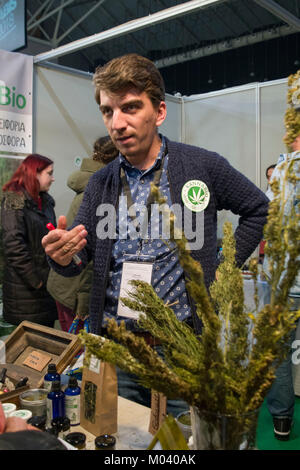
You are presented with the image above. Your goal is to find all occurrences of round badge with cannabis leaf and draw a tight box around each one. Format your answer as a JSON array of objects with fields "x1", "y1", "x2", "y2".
[{"x1": 181, "y1": 180, "x2": 210, "y2": 212}]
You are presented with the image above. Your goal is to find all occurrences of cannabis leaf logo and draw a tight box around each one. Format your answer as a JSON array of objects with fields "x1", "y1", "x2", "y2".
[{"x1": 187, "y1": 187, "x2": 205, "y2": 205}]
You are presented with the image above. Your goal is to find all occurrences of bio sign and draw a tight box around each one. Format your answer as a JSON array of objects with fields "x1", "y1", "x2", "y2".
[
  {"x1": 0, "y1": 85, "x2": 27, "y2": 109},
  {"x1": 0, "y1": 49, "x2": 33, "y2": 155}
]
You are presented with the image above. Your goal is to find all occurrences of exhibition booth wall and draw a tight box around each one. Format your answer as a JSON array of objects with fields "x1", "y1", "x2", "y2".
[{"x1": 183, "y1": 79, "x2": 287, "y2": 237}]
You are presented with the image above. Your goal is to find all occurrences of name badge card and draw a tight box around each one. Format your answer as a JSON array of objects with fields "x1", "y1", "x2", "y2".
[{"x1": 117, "y1": 262, "x2": 153, "y2": 319}]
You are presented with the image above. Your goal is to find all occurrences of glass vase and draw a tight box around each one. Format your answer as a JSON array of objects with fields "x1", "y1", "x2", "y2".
[{"x1": 190, "y1": 406, "x2": 259, "y2": 450}]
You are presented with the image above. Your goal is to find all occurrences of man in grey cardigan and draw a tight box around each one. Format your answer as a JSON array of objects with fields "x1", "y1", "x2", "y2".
[{"x1": 42, "y1": 54, "x2": 269, "y2": 412}]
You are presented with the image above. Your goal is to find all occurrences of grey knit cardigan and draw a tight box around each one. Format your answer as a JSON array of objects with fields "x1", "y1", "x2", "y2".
[{"x1": 49, "y1": 139, "x2": 269, "y2": 334}]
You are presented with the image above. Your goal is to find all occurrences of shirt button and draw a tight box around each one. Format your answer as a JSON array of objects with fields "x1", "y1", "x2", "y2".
[{"x1": 140, "y1": 179, "x2": 144, "y2": 184}]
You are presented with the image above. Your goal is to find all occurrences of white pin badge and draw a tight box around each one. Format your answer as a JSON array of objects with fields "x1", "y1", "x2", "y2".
[{"x1": 181, "y1": 180, "x2": 210, "y2": 212}]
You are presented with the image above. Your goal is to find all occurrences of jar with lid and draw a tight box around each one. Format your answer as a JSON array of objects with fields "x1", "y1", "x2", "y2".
[
  {"x1": 51, "y1": 416, "x2": 70, "y2": 439},
  {"x1": 95, "y1": 434, "x2": 116, "y2": 450},
  {"x1": 2, "y1": 402, "x2": 16, "y2": 417},
  {"x1": 45, "y1": 425, "x2": 59, "y2": 437},
  {"x1": 65, "y1": 432, "x2": 86, "y2": 450},
  {"x1": 10, "y1": 409, "x2": 32, "y2": 421},
  {"x1": 27, "y1": 415, "x2": 47, "y2": 431}
]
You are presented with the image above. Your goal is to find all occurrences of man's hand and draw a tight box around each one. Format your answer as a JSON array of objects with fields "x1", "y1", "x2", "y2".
[
  {"x1": 42, "y1": 215, "x2": 88, "y2": 266},
  {"x1": 4, "y1": 417, "x2": 41, "y2": 433},
  {"x1": 0, "y1": 404, "x2": 40, "y2": 434}
]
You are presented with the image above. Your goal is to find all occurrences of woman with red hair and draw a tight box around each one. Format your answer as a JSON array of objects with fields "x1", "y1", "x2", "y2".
[{"x1": 1, "y1": 154, "x2": 57, "y2": 327}]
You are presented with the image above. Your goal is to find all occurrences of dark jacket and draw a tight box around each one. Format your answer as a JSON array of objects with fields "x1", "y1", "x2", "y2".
[
  {"x1": 49, "y1": 139, "x2": 269, "y2": 334},
  {"x1": 0, "y1": 430, "x2": 67, "y2": 450},
  {"x1": 47, "y1": 158, "x2": 104, "y2": 315},
  {"x1": 1, "y1": 189, "x2": 57, "y2": 326}
]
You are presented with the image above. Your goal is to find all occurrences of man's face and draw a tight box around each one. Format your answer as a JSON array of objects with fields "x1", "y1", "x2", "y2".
[
  {"x1": 99, "y1": 88, "x2": 166, "y2": 161},
  {"x1": 291, "y1": 135, "x2": 300, "y2": 152}
]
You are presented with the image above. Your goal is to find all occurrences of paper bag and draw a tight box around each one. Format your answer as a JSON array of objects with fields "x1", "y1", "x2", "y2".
[
  {"x1": 80, "y1": 356, "x2": 118, "y2": 435},
  {"x1": 148, "y1": 389, "x2": 167, "y2": 435}
]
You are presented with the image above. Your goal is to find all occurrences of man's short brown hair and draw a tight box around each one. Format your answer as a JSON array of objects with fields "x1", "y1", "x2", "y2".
[{"x1": 93, "y1": 54, "x2": 165, "y2": 109}]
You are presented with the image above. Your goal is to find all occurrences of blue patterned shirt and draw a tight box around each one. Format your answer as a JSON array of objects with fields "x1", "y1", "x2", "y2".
[{"x1": 103, "y1": 136, "x2": 191, "y2": 330}]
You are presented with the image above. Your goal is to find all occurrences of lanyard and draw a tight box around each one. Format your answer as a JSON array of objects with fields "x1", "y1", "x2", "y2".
[
  {"x1": 120, "y1": 145, "x2": 167, "y2": 238},
  {"x1": 68, "y1": 315, "x2": 89, "y2": 334}
]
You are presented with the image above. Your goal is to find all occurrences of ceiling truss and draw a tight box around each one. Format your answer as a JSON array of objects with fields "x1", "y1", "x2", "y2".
[{"x1": 24, "y1": 0, "x2": 300, "y2": 70}]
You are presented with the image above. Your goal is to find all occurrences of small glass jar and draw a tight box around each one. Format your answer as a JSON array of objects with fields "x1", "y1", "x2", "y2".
[
  {"x1": 10, "y1": 409, "x2": 32, "y2": 421},
  {"x1": 65, "y1": 432, "x2": 86, "y2": 450},
  {"x1": 2, "y1": 402, "x2": 16, "y2": 417},
  {"x1": 95, "y1": 434, "x2": 116, "y2": 450},
  {"x1": 27, "y1": 415, "x2": 47, "y2": 431},
  {"x1": 45, "y1": 425, "x2": 59, "y2": 437},
  {"x1": 51, "y1": 416, "x2": 70, "y2": 439}
]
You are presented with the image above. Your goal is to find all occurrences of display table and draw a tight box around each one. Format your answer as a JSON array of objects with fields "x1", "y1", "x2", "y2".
[{"x1": 71, "y1": 396, "x2": 152, "y2": 450}]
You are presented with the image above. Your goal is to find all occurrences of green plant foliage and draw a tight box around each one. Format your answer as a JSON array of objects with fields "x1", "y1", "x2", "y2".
[
  {"x1": 80, "y1": 162, "x2": 300, "y2": 418},
  {"x1": 284, "y1": 70, "x2": 300, "y2": 151}
]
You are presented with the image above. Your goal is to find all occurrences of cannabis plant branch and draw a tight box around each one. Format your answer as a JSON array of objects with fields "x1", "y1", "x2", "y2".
[{"x1": 80, "y1": 164, "x2": 300, "y2": 416}]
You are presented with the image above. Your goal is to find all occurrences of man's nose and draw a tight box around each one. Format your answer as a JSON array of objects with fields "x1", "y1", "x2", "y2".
[{"x1": 111, "y1": 110, "x2": 127, "y2": 131}]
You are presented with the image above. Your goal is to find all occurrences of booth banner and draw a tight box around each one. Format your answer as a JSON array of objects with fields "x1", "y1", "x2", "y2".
[{"x1": 0, "y1": 49, "x2": 33, "y2": 155}]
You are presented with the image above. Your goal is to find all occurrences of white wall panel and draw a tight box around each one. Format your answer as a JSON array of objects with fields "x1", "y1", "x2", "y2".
[
  {"x1": 260, "y1": 81, "x2": 287, "y2": 192},
  {"x1": 34, "y1": 66, "x2": 106, "y2": 218},
  {"x1": 184, "y1": 88, "x2": 257, "y2": 181},
  {"x1": 183, "y1": 87, "x2": 257, "y2": 241}
]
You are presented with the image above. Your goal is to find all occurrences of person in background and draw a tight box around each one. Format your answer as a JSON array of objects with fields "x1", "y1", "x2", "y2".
[
  {"x1": 259, "y1": 163, "x2": 277, "y2": 263},
  {"x1": 42, "y1": 54, "x2": 269, "y2": 414},
  {"x1": 265, "y1": 164, "x2": 277, "y2": 200},
  {"x1": 1, "y1": 154, "x2": 57, "y2": 327},
  {"x1": 47, "y1": 137, "x2": 118, "y2": 332},
  {"x1": 266, "y1": 164, "x2": 276, "y2": 185},
  {"x1": 264, "y1": 132, "x2": 300, "y2": 441}
]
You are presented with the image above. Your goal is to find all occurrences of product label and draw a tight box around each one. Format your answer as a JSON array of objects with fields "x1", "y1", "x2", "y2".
[
  {"x1": 43, "y1": 379, "x2": 52, "y2": 392},
  {"x1": 46, "y1": 398, "x2": 52, "y2": 426},
  {"x1": 65, "y1": 395, "x2": 80, "y2": 425},
  {"x1": 89, "y1": 355, "x2": 101, "y2": 374},
  {"x1": 23, "y1": 350, "x2": 52, "y2": 371}
]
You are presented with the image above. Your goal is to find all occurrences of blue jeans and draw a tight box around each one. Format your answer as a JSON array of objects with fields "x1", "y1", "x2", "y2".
[
  {"x1": 117, "y1": 345, "x2": 189, "y2": 417},
  {"x1": 266, "y1": 327, "x2": 297, "y2": 417},
  {"x1": 266, "y1": 294, "x2": 300, "y2": 418}
]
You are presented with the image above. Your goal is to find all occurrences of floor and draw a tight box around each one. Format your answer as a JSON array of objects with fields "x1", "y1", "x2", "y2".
[{"x1": 256, "y1": 396, "x2": 300, "y2": 450}]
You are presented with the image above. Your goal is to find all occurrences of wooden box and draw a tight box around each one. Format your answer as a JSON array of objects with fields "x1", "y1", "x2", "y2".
[{"x1": 0, "y1": 321, "x2": 82, "y2": 403}]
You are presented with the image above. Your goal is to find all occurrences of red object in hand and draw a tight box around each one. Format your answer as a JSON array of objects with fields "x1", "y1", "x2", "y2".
[{"x1": 46, "y1": 223, "x2": 82, "y2": 266}]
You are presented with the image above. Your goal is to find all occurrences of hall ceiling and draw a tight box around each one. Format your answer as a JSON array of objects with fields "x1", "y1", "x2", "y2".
[{"x1": 26, "y1": 0, "x2": 300, "y2": 70}]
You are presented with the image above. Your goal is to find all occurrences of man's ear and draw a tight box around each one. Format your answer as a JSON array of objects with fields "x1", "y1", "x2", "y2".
[{"x1": 156, "y1": 101, "x2": 167, "y2": 127}]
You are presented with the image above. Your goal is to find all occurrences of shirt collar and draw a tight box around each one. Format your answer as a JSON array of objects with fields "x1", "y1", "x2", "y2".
[{"x1": 119, "y1": 135, "x2": 166, "y2": 173}]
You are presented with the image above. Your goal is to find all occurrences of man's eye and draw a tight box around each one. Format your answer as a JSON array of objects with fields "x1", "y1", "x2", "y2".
[
  {"x1": 101, "y1": 108, "x2": 112, "y2": 116},
  {"x1": 124, "y1": 104, "x2": 137, "y2": 112}
]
